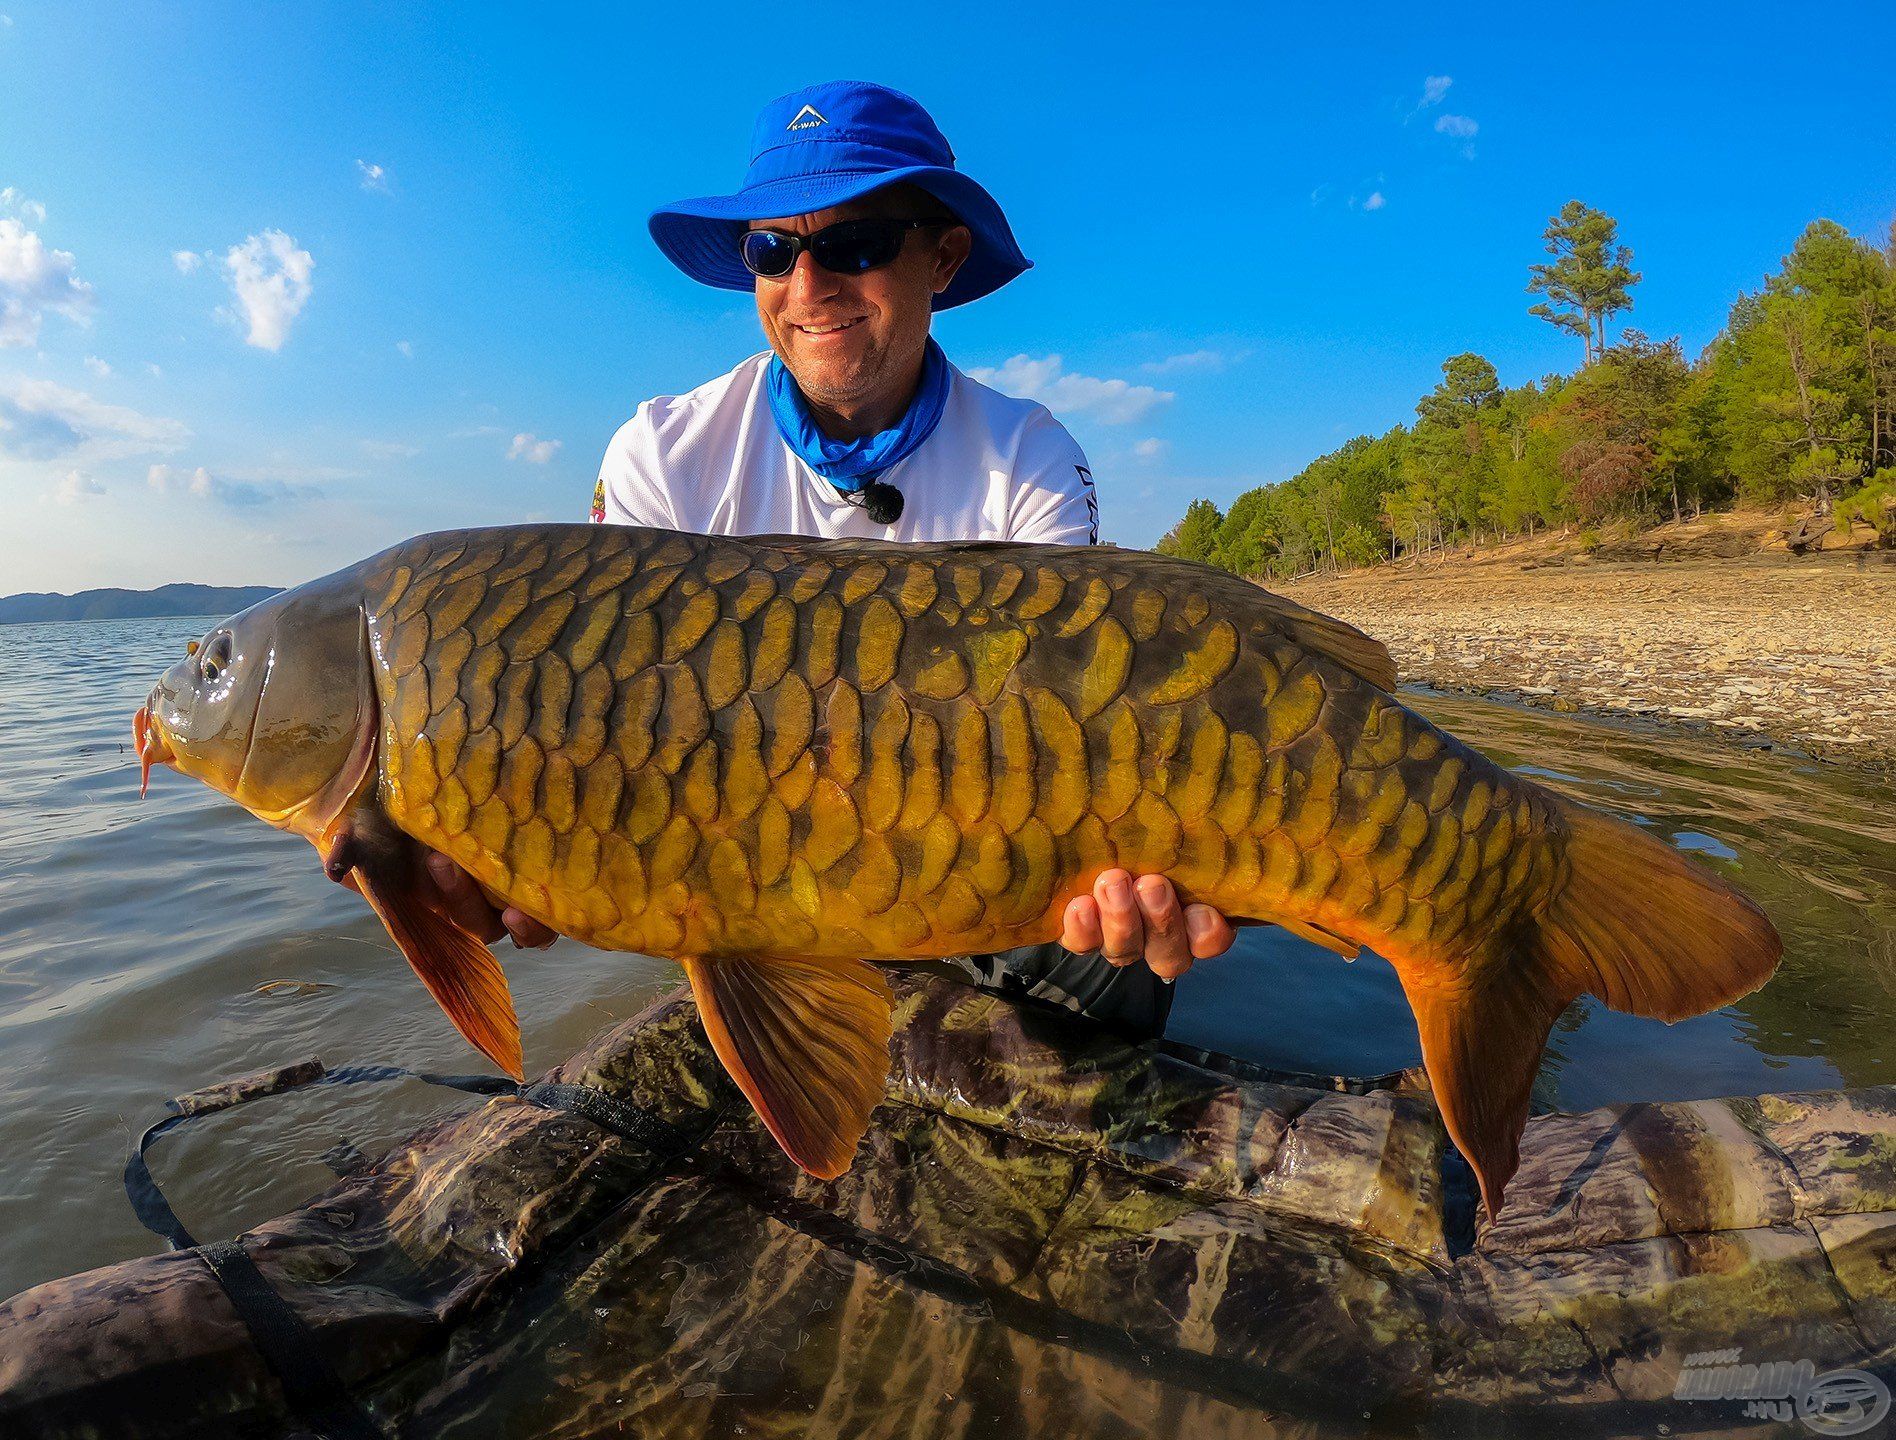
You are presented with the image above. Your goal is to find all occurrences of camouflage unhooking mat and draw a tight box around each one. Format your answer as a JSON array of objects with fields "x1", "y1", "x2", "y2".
[{"x1": 1, "y1": 972, "x2": 1893, "y2": 1439}]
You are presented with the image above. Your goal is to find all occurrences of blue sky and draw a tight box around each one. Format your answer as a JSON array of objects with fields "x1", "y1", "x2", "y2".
[{"x1": 3, "y1": 2, "x2": 1892, "y2": 593}]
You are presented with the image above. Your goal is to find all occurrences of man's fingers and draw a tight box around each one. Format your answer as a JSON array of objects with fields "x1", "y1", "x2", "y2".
[
  {"x1": 501, "y1": 907, "x2": 558, "y2": 950},
  {"x1": 1061, "y1": 896, "x2": 1104, "y2": 956},
  {"x1": 424, "y1": 851, "x2": 508, "y2": 944},
  {"x1": 1094, "y1": 870, "x2": 1144, "y2": 965},
  {"x1": 1133, "y1": 875, "x2": 1193, "y2": 981},
  {"x1": 1184, "y1": 904, "x2": 1236, "y2": 960}
]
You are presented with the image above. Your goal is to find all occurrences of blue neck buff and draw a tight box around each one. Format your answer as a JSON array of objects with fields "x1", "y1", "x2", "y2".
[{"x1": 765, "y1": 339, "x2": 951, "y2": 492}]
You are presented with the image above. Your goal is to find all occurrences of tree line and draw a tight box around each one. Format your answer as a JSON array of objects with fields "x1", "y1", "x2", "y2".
[{"x1": 1158, "y1": 205, "x2": 1896, "y2": 578}]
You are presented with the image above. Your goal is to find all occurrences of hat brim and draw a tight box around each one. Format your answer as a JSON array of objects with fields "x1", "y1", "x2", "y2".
[{"x1": 648, "y1": 167, "x2": 1031, "y2": 311}]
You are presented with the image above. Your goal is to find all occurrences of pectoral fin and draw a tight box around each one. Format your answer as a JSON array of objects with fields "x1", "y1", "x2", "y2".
[
  {"x1": 683, "y1": 955, "x2": 894, "y2": 1181},
  {"x1": 353, "y1": 865, "x2": 524, "y2": 1081}
]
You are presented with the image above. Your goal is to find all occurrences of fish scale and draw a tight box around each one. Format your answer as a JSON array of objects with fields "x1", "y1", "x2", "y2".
[
  {"x1": 138, "y1": 522, "x2": 1781, "y2": 1214},
  {"x1": 366, "y1": 526, "x2": 1551, "y2": 970}
]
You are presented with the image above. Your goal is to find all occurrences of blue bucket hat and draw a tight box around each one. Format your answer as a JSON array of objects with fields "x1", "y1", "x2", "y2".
[{"x1": 649, "y1": 81, "x2": 1032, "y2": 311}]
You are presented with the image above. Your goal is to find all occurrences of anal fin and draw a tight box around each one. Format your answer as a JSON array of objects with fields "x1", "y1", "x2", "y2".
[
  {"x1": 1278, "y1": 918, "x2": 1361, "y2": 961},
  {"x1": 683, "y1": 956, "x2": 894, "y2": 1181},
  {"x1": 354, "y1": 865, "x2": 524, "y2": 1081},
  {"x1": 1230, "y1": 912, "x2": 1362, "y2": 961},
  {"x1": 1392, "y1": 952, "x2": 1567, "y2": 1221}
]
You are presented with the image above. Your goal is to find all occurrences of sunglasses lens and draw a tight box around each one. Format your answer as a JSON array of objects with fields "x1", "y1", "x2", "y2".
[
  {"x1": 740, "y1": 230, "x2": 798, "y2": 278},
  {"x1": 811, "y1": 221, "x2": 903, "y2": 275}
]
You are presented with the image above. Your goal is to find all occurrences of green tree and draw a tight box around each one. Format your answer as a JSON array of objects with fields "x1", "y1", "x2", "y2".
[
  {"x1": 1528, "y1": 201, "x2": 1641, "y2": 364},
  {"x1": 1655, "y1": 365, "x2": 1731, "y2": 521},
  {"x1": 1160, "y1": 214, "x2": 1892, "y2": 573},
  {"x1": 1214, "y1": 489, "x2": 1278, "y2": 576},
  {"x1": 1158, "y1": 498, "x2": 1224, "y2": 562},
  {"x1": 1415, "y1": 353, "x2": 1501, "y2": 427},
  {"x1": 1707, "y1": 223, "x2": 1880, "y2": 505}
]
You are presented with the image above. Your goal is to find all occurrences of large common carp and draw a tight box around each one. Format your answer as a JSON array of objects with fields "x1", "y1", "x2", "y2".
[{"x1": 135, "y1": 524, "x2": 1781, "y2": 1216}]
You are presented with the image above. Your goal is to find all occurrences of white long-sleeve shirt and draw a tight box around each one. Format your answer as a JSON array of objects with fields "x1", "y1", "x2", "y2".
[{"x1": 591, "y1": 350, "x2": 1098, "y2": 545}]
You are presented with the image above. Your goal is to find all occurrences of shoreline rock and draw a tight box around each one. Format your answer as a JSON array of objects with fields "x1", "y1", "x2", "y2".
[{"x1": 1279, "y1": 555, "x2": 1896, "y2": 780}]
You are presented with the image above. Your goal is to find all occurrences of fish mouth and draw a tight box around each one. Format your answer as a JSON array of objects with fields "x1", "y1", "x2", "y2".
[{"x1": 133, "y1": 695, "x2": 174, "y2": 797}]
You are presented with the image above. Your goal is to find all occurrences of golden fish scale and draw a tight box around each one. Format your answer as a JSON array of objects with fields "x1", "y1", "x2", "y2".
[{"x1": 363, "y1": 526, "x2": 1563, "y2": 969}]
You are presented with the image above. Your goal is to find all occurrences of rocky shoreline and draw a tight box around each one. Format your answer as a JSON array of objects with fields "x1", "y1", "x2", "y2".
[{"x1": 1278, "y1": 553, "x2": 1896, "y2": 778}]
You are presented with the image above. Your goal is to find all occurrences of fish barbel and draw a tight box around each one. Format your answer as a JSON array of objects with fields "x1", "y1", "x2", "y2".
[{"x1": 135, "y1": 524, "x2": 1781, "y2": 1216}]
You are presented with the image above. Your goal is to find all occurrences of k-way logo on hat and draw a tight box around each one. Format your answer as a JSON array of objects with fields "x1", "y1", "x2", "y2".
[{"x1": 786, "y1": 104, "x2": 827, "y2": 131}]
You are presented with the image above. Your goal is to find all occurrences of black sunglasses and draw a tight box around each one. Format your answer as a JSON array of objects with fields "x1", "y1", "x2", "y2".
[{"x1": 739, "y1": 217, "x2": 955, "y2": 280}]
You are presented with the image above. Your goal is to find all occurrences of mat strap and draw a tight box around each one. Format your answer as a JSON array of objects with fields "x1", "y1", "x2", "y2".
[{"x1": 123, "y1": 1058, "x2": 699, "y2": 1440}]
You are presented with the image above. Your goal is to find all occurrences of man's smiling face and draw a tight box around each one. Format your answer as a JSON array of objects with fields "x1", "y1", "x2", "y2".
[{"x1": 750, "y1": 185, "x2": 970, "y2": 425}]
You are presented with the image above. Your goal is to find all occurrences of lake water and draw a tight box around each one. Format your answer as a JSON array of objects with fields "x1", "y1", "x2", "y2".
[{"x1": 1, "y1": 615, "x2": 1892, "y2": 1305}]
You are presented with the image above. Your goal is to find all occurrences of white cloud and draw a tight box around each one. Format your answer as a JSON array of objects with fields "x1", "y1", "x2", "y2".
[
  {"x1": 0, "y1": 186, "x2": 46, "y2": 224},
  {"x1": 146, "y1": 463, "x2": 214, "y2": 497},
  {"x1": 1360, "y1": 191, "x2": 1387, "y2": 211},
  {"x1": 356, "y1": 160, "x2": 389, "y2": 193},
  {"x1": 1132, "y1": 438, "x2": 1167, "y2": 460},
  {"x1": 1420, "y1": 75, "x2": 1452, "y2": 107},
  {"x1": 395, "y1": 339, "x2": 413, "y2": 358},
  {"x1": 84, "y1": 354, "x2": 111, "y2": 377},
  {"x1": 0, "y1": 376, "x2": 187, "y2": 461},
  {"x1": 222, "y1": 230, "x2": 313, "y2": 351},
  {"x1": 965, "y1": 355, "x2": 1173, "y2": 425},
  {"x1": 171, "y1": 249, "x2": 206, "y2": 274},
  {"x1": 361, "y1": 438, "x2": 421, "y2": 460},
  {"x1": 507, "y1": 432, "x2": 562, "y2": 464},
  {"x1": 0, "y1": 217, "x2": 95, "y2": 347},
  {"x1": 148, "y1": 461, "x2": 313, "y2": 508},
  {"x1": 1140, "y1": 349, "x2": 1230, "y2": 375},
  {"x1": 54, "y1": 470, "x2": 104, "y2": 505},
  {"x1": 1435, "y1": 114, "x2": 1480, "y2": 158},
  {"x1": 144, "y1": 361, "x2": 162, "y2": 377}
]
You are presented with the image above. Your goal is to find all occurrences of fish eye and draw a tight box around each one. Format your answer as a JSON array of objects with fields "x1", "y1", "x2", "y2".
[{"x1": 200, "y1": 632, "x2": 234, "y2": 683}]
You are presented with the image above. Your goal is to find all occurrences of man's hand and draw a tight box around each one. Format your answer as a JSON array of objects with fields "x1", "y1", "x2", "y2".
[
  {"x1": 417, "y1": 851, "x2": 557, "y2": 950},
  {"x1": 1059, "y1": 870, "x2": 1234, "y2": 982}
]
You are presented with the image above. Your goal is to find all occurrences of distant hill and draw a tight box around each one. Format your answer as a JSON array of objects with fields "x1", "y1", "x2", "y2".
[{"x1": 0, "y1": 584, "x2": 282, "y2": 625}]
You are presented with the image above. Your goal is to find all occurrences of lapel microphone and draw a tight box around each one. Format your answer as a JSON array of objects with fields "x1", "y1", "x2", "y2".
[{"x1": 847, "y1": 479, "x2": 905, "y2": 526}]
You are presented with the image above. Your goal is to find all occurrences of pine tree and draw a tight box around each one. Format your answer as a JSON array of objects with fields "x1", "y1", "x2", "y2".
[{"x1": 1528, "y1": 201, "x2": 1641, "y2": 364}]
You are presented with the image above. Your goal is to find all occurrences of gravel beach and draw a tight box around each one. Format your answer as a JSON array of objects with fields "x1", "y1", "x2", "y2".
[{"x1": 1279, "y1": 554, "x2": 1896, "y2": 775}]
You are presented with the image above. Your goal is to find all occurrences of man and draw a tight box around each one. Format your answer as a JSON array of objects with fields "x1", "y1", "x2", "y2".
[{"x1": 426, "y1": 81, "x2": 1233, "y2": 1035}]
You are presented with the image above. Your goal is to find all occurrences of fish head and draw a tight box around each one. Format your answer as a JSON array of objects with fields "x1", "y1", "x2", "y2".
[{"x1": 137, "y1": 579, "x2": 376, "y2": 840}]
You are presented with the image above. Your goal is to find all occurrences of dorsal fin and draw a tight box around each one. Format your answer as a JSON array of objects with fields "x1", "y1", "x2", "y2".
[
  {"x1": 1141, "y1": 550, "x2": 1398, "y2": 691},
  {"x1": 1252, "y1": 591, "x2": 1397, "y2": 691}
]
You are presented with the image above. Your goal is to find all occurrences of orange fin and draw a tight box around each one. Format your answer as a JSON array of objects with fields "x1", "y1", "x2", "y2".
[
  {"x1": 1393, "y1": 958, "x2": 1566, "y2": 1222},
  {"x1": 683, "y1": 955, "x2": 894, "y2": 1181},
  {"x1": 1536, "y1": 801, "x2": 1782, "y2": 1023},
  {"x1": 1391, "y1": 798, "x2": 1783, "y2": 1221},
  {"x1": 1278, "y1": 918, "x2": 1361, "y2": 961},
  {"x1": 1227, "y1": 910, "x2": 1362, "y2": 960},
  {"x1": 353, "y1": 866, "x2": 523, "y2": 1081}
]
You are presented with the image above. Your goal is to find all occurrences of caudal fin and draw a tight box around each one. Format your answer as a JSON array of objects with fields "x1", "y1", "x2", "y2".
[
  {"x1": 1398, "y1": 799, "x2": 1783, "y2": 1221},
  {"x1": 1535, "y1": 803, "x2": 1783, "y2": 1023}
]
